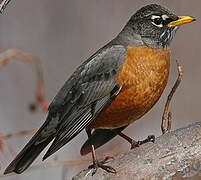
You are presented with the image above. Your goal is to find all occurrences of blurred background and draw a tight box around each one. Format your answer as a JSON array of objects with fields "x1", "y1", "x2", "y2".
[{"x1": 0, "y1": 0, "x2": 200, "y2": 179}]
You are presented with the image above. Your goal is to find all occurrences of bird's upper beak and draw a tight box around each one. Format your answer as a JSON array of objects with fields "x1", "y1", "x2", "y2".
[{"x1": 168, "y1": 16, "x2": 196, "y2": 27}]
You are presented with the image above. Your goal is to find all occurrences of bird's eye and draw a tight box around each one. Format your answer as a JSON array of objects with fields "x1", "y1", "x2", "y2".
[
  {"x1": 151, "y1": 15, "x2": 163, "y2": 27},
  {"x1": 153, "y1": 17, "x2": 163, "y2": 25}
]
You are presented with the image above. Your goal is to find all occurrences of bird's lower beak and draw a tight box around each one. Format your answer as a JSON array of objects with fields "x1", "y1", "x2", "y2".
[{"x1": 168, "y1": 16, "x2": 196, "y2": 27}]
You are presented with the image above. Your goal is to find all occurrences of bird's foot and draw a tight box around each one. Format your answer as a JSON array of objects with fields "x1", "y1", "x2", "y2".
[
  {"x1": 131, "y1": 135, "x2": 155, "y2": 149},
  {"x1": 101, "y1": 156, "x2": 114, "y2": 163},
  {"x1": 88, "y1": 156, "x2": 116, "y2": 175}
]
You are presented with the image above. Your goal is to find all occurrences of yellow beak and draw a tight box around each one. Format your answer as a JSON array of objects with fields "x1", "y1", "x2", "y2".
[{"x1": 168, "y1": 16, "x2": 196, "y2": 27}]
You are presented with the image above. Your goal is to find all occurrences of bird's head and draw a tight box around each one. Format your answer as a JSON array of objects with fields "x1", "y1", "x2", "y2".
[{"x1": 125, "y1": 4, "x2": 195, "y2": 48}]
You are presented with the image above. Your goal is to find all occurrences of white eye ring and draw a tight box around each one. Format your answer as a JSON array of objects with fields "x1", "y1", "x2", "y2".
[
  {"x1": 151, "y1": 15, "x2": 161, "y2": 20},
  {"x1": 151, "y1": 21, "x2": 163, "y2": 27},
  {"x1": 151, "y1": 15, "x2": 163, "y2": 28}
]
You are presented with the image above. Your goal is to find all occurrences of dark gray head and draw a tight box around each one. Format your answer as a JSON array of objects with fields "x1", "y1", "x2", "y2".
[{"x1": 117, "y1": 4, "x2": 195, "y2": 48}]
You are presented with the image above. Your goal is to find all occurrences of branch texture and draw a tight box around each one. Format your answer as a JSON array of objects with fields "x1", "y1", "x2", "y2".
[{"x1": 74, "y1": 121, "x2": 201, "y2": 180}]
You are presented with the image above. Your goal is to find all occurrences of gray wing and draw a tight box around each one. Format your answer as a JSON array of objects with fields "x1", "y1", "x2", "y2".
[
  {"x1": 4, "y1": 45, "x2": 126, "y2": 174},
  {"x1": 43, "y1": 45, "x2": 126, "y2": 159}
]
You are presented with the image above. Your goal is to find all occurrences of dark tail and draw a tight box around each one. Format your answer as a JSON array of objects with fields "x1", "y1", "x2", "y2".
[
  {"x1": 80, "y1": 126, "x2": 127, "y2": 155},
  {"x1": 4, "y1": 118, "x2": 55, "y2": 174}
]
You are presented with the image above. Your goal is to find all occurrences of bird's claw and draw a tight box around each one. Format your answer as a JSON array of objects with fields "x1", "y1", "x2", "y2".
[
  {"x1": 88, "y1": 157, "x2": 116, "y2": 175},
  {"x1": 101, "y1": 156, "x2": 114, "y2": 164},
  {"x1": 131, "y1": 135, "x2": 155, "y2": 149}
]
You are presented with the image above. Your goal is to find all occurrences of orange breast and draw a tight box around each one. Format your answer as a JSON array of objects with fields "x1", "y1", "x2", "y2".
[{"x1": 87, "y1": 46, "x2": 170, "y2": 129}]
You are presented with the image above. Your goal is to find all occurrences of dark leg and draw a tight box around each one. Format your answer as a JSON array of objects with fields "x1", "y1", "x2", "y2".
[
  {"x1": 86, "y1": 129, "x2": 116, "y2": 175},
  {"x1": 112, "y1": 130, "x2": 155, "y2": 149}
]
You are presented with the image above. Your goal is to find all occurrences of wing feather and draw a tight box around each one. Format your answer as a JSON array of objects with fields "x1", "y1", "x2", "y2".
[
  {"x1": 43, "y1": 90, "x2": 120, "y2": 159},
  {"x1": 42, "y1": 45, "x2": 126, "y2": 159},
  {"x1": 4, "y1": 44, "x2": 126, "y2": 174}
]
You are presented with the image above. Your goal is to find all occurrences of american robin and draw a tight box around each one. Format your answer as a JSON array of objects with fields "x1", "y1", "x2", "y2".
[{"x1": 4, "y1": 4, "x2": 195, "y2": 175}]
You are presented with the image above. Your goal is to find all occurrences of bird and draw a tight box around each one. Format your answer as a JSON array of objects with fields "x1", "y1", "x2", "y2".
[{"x1": 4, "y1": 4, "x2": 195, "y2": 175}]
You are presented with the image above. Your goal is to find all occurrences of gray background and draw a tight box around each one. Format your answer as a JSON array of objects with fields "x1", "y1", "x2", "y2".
[{"x1": 0, "y1": 0, "x2": 200, "y2": 179}]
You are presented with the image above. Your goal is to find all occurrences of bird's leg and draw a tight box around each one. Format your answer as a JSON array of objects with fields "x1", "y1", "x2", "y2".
[
  {"x1": 86, "y1": 129, "x2": 116, "y2": 175},
  {"x1": 112, "y1": 130, "x2": 155, "y2": 149}
]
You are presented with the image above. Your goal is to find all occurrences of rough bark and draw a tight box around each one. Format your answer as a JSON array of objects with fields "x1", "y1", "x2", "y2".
[{"x1": 73, "y1": 121, "x2": 201, "y2": 180}]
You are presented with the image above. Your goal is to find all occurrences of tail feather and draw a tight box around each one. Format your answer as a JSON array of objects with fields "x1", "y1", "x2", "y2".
[
  {"x1": 4, "y1": 114, "x2": 57, "y2": 174},
  {"x1": 4, "y1": 136, "x2": 54, "y2": 174},
  {"x1": 80, "y1": 126, "x2": 127, "y2": 155}
]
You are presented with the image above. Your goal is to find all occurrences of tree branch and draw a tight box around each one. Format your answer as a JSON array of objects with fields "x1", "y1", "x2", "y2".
[
  {"x1": 0, "y1": 48, "x2": 48, "y2": 160},
  {"x1": 73, "y1": 121, "x2": 201, "y2": 180},
  {"x1": 161, "y1": 60, "x2": 183, "y2": 134},
  {"x1": 0, "y1": 48, "x2": 49, "y2": 112},
  {"x1": 0, "y1": 147, "x2": 120, "y2": 177},
  {"x1": 0, "y1": 128, "x2": 38, "y2": 140}
]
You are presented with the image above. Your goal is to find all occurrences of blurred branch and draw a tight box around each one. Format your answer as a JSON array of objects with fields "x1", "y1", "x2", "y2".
[
  {"x1": 73, "y1": 121, "x2": 201, "y2": 180},
  {"x1": 0, "y1": 147, "x2": 120, "y2": 177},
  {"x1": 0, "y1": 128, "x2": 38, "y2": 140},
  {"x1": 0, "y1": 0, "x2": 11, "y2": 13},
  {"x1": 0, "y1": 48, "x2": 49, "y2": 112},
  {"x1": 0, "y1": 48, "x2": 49, "y2": 159}
]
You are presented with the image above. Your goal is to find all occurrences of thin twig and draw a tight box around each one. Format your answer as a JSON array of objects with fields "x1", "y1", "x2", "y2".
[
  {"x1": 167, "y1": 111, "x2": 172, "y2": 132},
  {"x1": 161, "y1": 60, "x2": 183, "y2": 134},
  {"x1": 0, "y1": 136, "x2": 16, "y2": 162},
  {"x1": 34, "y1": 57, "x2": 49, "y2": 112},
  {"x1": 0, "y1": 127, "x2": 38, "y2": 158},
  {"x1": 0, "y1": 48, "x2": 49, "y2": 112},
  {"x1": 0, "y1": 48, "x2": 48, "y2": 160},
  {"x1": 0, "y1": 128, "x2": 38, "y2": 140},
  {"x1": 0, "y1": 147, "x2": 120, "y2": 177}
]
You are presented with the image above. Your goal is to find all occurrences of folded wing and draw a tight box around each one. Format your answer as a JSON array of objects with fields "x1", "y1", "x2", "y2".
[{"x1": 4, "y1": 45, "x2": 126, "y2": 174}]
